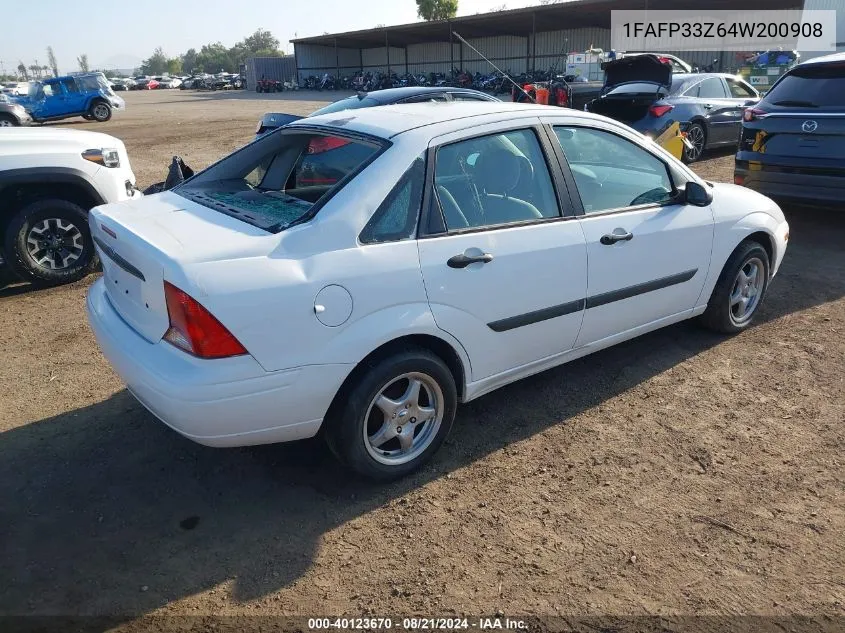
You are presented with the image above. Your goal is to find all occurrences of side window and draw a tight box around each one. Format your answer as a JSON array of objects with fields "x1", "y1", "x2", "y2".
[
  {"x1": 450, "y1": 93, "x2": 489, "y2": 101},
  {"x1": 42, "y1": 81, "x2": 60, "y2": 97},
  {"x1": 696, "y1": 78, "x2": 728, "y2": 99},
  {"x1": 726, "y1": 78, "x2": 757, "y2": 99},
  {"x1": 433, "y1": 128, "x2": 559, "y2": 231},
  {"x1": 61, "y1": 78, "x2": 79, "y2": 93},
  {"x1": 399, "y1": 94, "x2": 447, "y2": 104},
  {"x1": 553, "y1": 127, "x2": 675, "y2": 213},
  {"x1": 360, "y1": 155, "x2": 425, "y2": 244}
]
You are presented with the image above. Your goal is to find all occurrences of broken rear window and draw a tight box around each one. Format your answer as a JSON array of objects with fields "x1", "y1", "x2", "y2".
[{"x1": 176, "y1": 130, "x2": 384, "y2": 233}]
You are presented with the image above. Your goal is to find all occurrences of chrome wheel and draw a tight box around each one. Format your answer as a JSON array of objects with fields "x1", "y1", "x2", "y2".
[
  {"x1": 26, "y1": 218, "x2": 84, "y2": 270},
  {"x1": 0, "y1": 119, "x2": 15, "y2": 127},
  {"x1": 93, "y1": 103, "x2": 110, "y2": 120},
  {"x1": 684, "y1": 125, "x2": 705, "y2": 162},
  {"x1": 363, "y1": 372, "x2": 444, "y2": 466},
  {"x1": 729, "y1": 256, "x2": 765, "y2": 326}
]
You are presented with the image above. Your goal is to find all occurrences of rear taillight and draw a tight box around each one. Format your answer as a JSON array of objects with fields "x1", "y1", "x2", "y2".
[
  {"x1": 649, "y1": 104, "x2": 674, "y2": 117},
  {"x1": 743, "y1": 107, "x2": 767, "y2": 122},
  {"x1": 163, "y1": 281, "x2": 247, "y2": 359},
  {"x1": 734, "y1": 175, "x2": 745, "y2": 185}
]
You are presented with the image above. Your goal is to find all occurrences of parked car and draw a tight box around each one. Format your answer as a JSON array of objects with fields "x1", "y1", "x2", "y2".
[
  {"x1": 1, "y1": 82, "x2": 30, "y2": 96},
  {"x1": 587, "y1": 55, "x2": 760, "y2": 162},
  {"x1": 256, "y1": 86, "x2": 500, "y2": 135},
  {"x1": 0, "y1": 128, "x2": 139, "y2": 286},
  {"x1": 145, "y1": 78, "x2": 161, "y2": 90},
  {"x1": 0, "y1": 99, "x2": 32, "y2": 126},
  {"x1": 87, "y1": 101, "x2": 789, "y2": 480},
  {"x1": 131, "y1": 76, "x2": 149, "y2": 90},
  {"x1": 14, "y1": 73, "x2": 125, "y2": 123},
  {"x1": 109, "y1": 78, "x2": 131, "y2": 91},
  {"x1": 735, "y1": 51, "x2": 845, "y2": 206},
  {"x1": 620, "y1": 52, "x2": 694, "y2": 74}
]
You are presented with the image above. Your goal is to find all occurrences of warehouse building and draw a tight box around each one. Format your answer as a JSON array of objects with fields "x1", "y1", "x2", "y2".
[{"x1": 289, "y1": 0, "x2": 838, "y2": 83}]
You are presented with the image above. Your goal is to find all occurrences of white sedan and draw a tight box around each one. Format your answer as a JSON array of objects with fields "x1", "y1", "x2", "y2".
[{"x1": 86, "y1": 102, "x2": 789, "y2": 480}]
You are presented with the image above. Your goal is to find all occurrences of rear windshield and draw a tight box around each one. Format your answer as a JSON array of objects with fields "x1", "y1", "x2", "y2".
[
  {"x1": 764, "y1": 64, "x2": 845, "y2": 109},
  {"x1": 177, "y1": 130, "x2": 383, "y2": 232},
  {"x1": 311, "y1": 95, "x2": 380, "y2": 116}
]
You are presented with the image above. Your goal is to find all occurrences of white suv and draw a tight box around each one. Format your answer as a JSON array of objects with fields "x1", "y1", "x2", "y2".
[{"x1": 0, "y1": 128, "x2": 139, "y2": 286}]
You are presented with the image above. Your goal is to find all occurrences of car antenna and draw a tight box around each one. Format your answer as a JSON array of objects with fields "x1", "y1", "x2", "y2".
[{"x1": 452, "y1": 31, "x2": 536, "y2": 103}]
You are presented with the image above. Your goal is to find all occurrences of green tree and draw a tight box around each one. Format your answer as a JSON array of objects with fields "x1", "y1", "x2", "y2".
[
  {"x1": 47, "y1": 46, "x2": 59, "y2": 77},
  {"x1": 77, "y1": 54, "x2": 89, "y2": 72},
  {"x1": 17, "y1": 61, "x2": 28, "y2": 79},
  {"x1": 140, "y1": 47, "x2": 169, "y2": 75},
  {"x1": 416, "y1": 0, "x2": 458, "y2": 20},
  {"x1": 166, "y1": 58, "x2": 182, "y2": 75},
  {"x1": 229, "y1": 29, "x2": 282, "y2": 66},
  {"x1": 196, "y1": 43, "x2": 234, "y2": 73},
  {"x1": 181, "y1": 48, "x2": 198, "y2": 74}
]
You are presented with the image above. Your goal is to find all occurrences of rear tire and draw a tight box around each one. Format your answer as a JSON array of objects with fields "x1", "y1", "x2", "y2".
[
  {"x1": 89, "y1": 101, "x2": 112, "y2": 122},
  {"x1": 699, "y1": 241, "x2": 770, "y2": 334},
  {"x1": 324, "y1": 348, "x2": 458, "y2": 481},
  {"x1": 3, "y1": 199, "x2": 98, "y2": 287},
  {"x1": 682, "y1": 122, "x2": 706, "y2": 163}
]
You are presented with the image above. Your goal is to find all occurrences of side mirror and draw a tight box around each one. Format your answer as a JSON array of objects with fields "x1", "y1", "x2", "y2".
[{"x1": 684, "y1": 181, "x2": 713, "y2": 206}]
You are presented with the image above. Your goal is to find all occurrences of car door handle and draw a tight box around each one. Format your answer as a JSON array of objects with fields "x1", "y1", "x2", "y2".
[
  {"x1": 703, "y1": 103, "x2": 713, "y2": 110},
  {"x1": 447, "y1": 253, "x2": 494, "y2": 268},
  {"x1": 600, "y1": 232, "x2": 633, "y2": 245}
]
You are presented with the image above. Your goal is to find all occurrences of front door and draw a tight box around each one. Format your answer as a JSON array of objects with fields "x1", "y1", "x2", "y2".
[
  {"x1": 59, "y1": 78, "x2": 87, "y2": 115},
  {"x1": 547, "y1": 123, "x2": 714, "y2": 347},
  {"x1": 417, "y1": 122, "x2": 588, "y2": 381}
]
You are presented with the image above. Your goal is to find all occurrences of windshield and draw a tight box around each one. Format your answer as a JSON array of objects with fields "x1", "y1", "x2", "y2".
[
  {"x1": 764, "y1": 64, "x2": 845, "y2": 110},
  {"x1": 311, "y1": 96, "x2": 381, "y2": 117},
  {"x1": 177, "y1": 130, "x2": 384, "y2": 232}
]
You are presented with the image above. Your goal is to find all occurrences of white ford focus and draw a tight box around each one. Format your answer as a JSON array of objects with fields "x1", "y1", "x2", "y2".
[{"x1": 87, "y1": 102, "x2": 789, "y2": 479}]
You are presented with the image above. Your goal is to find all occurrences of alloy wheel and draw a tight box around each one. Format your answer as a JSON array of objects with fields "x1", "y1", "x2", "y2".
[
  {"x1": 363, "y1": 372, "x2": 444, "y2": 466},
  {"x1": 729, "y1": 256, "x2": 765, "y2": 326},
  {"x1": 25, "y1": 218, "x2": 85, "y2": 270},
  {"x1": 685, "y1": 125, "x2": 705, "y2": 162},
  {"x1": 93, "y1": 104, "x2": 109, "y2": 120}
]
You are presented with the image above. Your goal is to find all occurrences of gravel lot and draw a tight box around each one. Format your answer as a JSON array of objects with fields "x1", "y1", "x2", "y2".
[{"x1": 1, "y1": 90, "x2": 843, "y2": 624}]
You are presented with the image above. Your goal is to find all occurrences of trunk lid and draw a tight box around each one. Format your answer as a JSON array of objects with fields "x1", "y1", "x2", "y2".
[
  {"x1": 600, "y1": 55, "x2": 673, "y2": 96},
  {"x1": 89, "y1": 191, "x2": 274, "y2": 344}
]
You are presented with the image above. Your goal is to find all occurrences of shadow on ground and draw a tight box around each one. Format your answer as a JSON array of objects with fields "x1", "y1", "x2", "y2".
[{"x1": 0, "y1": 207, "x2": 843, "y2": 618}]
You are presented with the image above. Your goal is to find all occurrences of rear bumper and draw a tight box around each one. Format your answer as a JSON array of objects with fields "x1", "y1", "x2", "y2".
[
  {"x1": 735, "y1": 157, "x2": 845, "y2": 207},
  {"x1": 86, "y1": 278, "x2": 352, "y2": 447}
]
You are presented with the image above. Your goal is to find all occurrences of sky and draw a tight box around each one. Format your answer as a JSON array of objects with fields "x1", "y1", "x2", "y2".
[{"x1": 1, "y1": 0, "x2": 545, "y2": 75}]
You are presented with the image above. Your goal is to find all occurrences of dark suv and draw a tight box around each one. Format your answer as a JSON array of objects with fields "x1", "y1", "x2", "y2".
[{"x1": 735, "y1": 52, "x2": 845, "y2": 206}]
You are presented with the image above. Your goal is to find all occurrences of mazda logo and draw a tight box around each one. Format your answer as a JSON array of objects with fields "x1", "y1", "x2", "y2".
[{"x1": 802, "y1": 120, "x2": 818, "y2": 133}]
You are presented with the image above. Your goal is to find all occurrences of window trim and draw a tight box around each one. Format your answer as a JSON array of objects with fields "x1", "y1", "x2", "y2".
[
  {"x1": 548, "y1": 123, "x2": 684, "y2": 218},
  {"x1": 418, "y1": 124, "x2": 577, "y2": 239},
  {"x1": 358, "y1": 154, "x2": 427, "y2": 245}
]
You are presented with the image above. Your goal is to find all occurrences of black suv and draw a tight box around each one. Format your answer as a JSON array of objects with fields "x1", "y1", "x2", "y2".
[{"x1": 735, "y1": 52, "x2": 845, "y2": 206}]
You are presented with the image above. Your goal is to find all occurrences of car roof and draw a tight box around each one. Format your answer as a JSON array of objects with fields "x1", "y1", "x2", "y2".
[
  {"x1": 357, "y1": 86, "x2": 495, "y2": 103},
  {"x1": 296, "y1": 100, "x2": 603, "y2": 139},
  {"x1": 798, "y1": 51, "x2": 845, "y2": 66}
]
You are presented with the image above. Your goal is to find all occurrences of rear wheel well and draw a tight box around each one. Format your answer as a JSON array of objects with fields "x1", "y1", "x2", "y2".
[{"x1": 324, "y1": 334, "x2": 467, "y2": 426}]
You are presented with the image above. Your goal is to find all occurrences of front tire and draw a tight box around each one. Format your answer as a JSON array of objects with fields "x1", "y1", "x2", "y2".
[
  {"x1": 89, "y1": 101, "x2": 112, "y2": 122},
  {"x1": 324, "y1": 348, "x2": 458, "y2": 481},
  {"x1": 3, "y1": 199, "x2": 98, "y2": 287},
  {"x1": 682, "y1": 122, "x2": 706, "y2": 163},
  {"x1": 699, "y1": 241, "x2": 770, "y2": 334},
  {"x1": 0, "y1": 114, "x2": 19, "y2": 127}
]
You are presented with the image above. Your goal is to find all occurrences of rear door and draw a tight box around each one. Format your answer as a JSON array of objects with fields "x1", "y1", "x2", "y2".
[
  {"x1": 417, "y1": 120, "x2": 588, "y2": 381},
  {"x1": 723, "y1": 77, "x2": 760, "y2": 142}
]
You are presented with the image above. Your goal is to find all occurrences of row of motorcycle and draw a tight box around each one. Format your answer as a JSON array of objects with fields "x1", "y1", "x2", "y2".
[{"x1": 277, "y1": 68, "x2": 566, "y2": 93}]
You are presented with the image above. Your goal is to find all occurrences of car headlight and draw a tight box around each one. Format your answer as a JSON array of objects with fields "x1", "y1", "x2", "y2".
[{"x1": 82, "y1": 148, "x2": 121, "y2": 168}]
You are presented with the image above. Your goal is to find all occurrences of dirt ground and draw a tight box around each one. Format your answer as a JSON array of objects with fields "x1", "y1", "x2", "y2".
[{"x1": 1, "y1": 90, "x2": 843, "y2": 626}]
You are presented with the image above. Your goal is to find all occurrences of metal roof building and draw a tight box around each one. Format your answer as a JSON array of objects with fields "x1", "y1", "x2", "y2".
[{"x1": 290, "y1": 0, "x2": 810, "y2": 81}]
